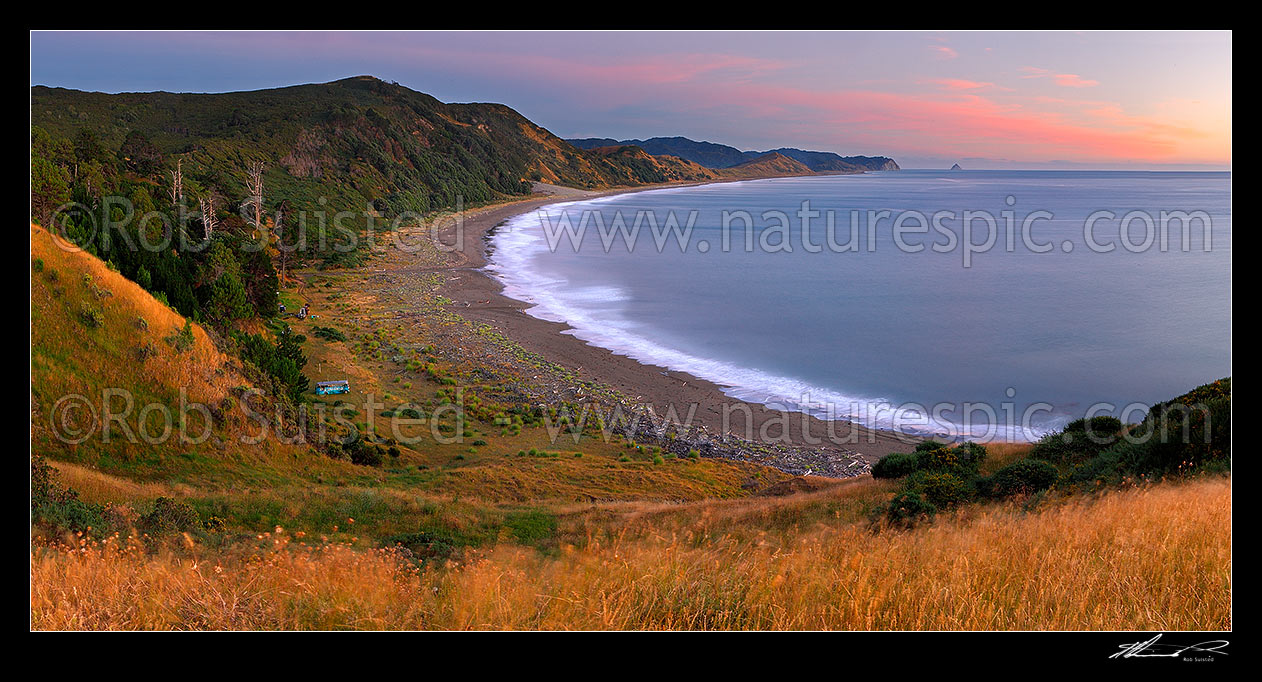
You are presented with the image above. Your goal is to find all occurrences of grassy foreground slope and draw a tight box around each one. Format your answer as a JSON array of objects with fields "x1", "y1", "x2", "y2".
[
  {"x1": 31, "y1": 475, "x2": 1229, "y2": 630},
  {"x1": 30, "y1": 223, "x2": 298, "y2": 476}
]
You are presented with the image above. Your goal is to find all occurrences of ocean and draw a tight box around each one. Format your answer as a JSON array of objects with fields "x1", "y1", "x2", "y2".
[{"x1": 487, "y1": 170, "x2": 1231, "y2": 440}]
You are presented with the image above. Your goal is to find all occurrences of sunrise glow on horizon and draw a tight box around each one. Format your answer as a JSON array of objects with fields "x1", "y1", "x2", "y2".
[{"x1": 30, "y1": 30, "x2": 1231, "y2": 169}]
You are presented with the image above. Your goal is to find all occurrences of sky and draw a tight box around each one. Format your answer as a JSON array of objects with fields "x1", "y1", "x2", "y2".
[{"x1": 30, "y1": 30, "x2": 1231, "y2": 169}]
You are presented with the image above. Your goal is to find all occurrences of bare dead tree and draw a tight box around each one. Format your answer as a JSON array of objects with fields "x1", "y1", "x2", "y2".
[
  {"x1": 242, "y1": 161, "x2": 265, "y2": 238},
  {"x1": 168, "y1": 158, "x2": 183, "y2": 206},
  {"x1": 273, "y1": 200, "x2": 289, "y2": 285},
  {"x1": 198, "y1": 193, "x2": 218, "y2": 239}
]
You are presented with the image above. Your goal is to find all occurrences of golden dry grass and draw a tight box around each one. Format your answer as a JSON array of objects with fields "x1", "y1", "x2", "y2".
[
  {"x1": 31, "y1": 476, "x2": 1230, "y2": 630},
  {"x1": 48, "y1": 461, "x2": 181, "y2": 505},
  {"x1": 31, "y1": 223, "x2": 239, "y2": 411},
  {"x1": 30, "y1": 223, "x2": 289, "y2": 471},
  {"x1": 978, "y1": 441, "x2": 1035, "y2": 474},
  {"x1": 30, "y1": 223, "x2": 339, "y2": 483}
]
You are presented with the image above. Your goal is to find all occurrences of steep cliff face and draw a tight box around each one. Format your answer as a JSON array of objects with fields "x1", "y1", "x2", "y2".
[{"x1": 844, "y1": 156, "x2": 901, "y2": 172}]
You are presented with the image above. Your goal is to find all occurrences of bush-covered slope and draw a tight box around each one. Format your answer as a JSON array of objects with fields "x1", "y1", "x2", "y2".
[
  {"x1": 869, "y1": 378, "x2": 1231, "y2": 526},
  {"x1": 32, "y1": 77, "x2": 724, "y2": 240},
  {"x1": 572, "y1": 136, "x2": 754, "y2": 168},
  {"x1": 761, "y1": 148, "x2": 901, "y2": 172},
  {"x1": 568, "y1": 135, "x2": 900, "y2": 172}
]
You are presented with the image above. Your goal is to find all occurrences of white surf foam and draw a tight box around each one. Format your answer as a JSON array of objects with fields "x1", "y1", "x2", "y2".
[{"x1": 486, "y1": 197, "x2": 1043, "y2": 442}]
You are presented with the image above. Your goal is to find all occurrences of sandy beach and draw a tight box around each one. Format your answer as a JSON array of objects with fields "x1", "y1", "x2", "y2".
[{"x1": 414, "y1": 180, "x2": 918, "y2": 466}]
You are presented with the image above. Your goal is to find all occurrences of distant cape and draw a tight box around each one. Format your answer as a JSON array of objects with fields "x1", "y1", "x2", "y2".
[{"x1": 566, "y1": 136, "x2": 899, "y2": 173}]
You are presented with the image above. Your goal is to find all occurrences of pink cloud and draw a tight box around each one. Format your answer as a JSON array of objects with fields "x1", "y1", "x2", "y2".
[
  {"x1": 491, "y1": 52, "x2": 1218, "y2": 162},
  {"x1": 673, "y1": 80, "x2": 1220, "y2": 163},
  {"x1": 930, "y1": 45, "x2": 959, "y2": 60},
  {"x1": 1052, "y1": 73, "x2": 1099, "y2": 88},
  {"x1": 932, "y1": 78, "x2": 997, "y2": 91},
  {"x1": 1021, "y1": 66, "x2": 1099, "y2": 88},
  {"x1": 320, "y1": 41, "x2": 1220, "y2": 164}
]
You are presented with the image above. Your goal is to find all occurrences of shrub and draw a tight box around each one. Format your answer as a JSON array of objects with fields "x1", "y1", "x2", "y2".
[
  {"x1": 79, "y1": 303, "x2": 103, "y2": 328},
  {"x1": 235, "y1": 324, "x2": 308, "y2": 401},
  {"x1": 916, "y1": 446, "x2": 961, "y2": 472},
  {"x1": 991, "y1": 459, "x2": 1059, "y2": 497},
  {"x1": 142, "y1": 497, "x2": 201, "y2": 534},
  {"x1": 1077, "y1": 415, "x2": 1124, "y2": 434},
  {"x1": 915, "y1": 471, "x2": 972, "y2": 508},
  {"x1": 884, "y1": 491, "x2": 937, "y2": 528},
  {"x1": 35, "y1": 497, "x2": 106, "y2": 536},
  {"x1": 1061, "y1": 378, "x2": 1229, "y2": 485},
  {"x1": 1120, "y1": 380, "x2": 1230, "y2": 475},
  {"x1": 31, "y1": 455, "x2": 61, "y2": 508},
  {"x1": 1065, "y1": 447, "x2": 1128, "y2": 487},
  {"x1": 877, "y1": 442, "x2": 986, "y2": 480},
  {"x1": 872, "y1": 452, "x2": 918, "y2": 479},
  {"x1": 1029, "y1": 415, "x2": 1124, "y2": 464},
  {"x1": 382, "y1": 531, "x2": 457, "y2": 562},
  {"x1": 347, "y1": 439, "x2": 383, "y2": 467},
  {"x1": 31, "y1": 455, "x2": 108, "y2": 537},
  {"x1": 313, "y1": 325, "x2": 348, "y2": 342},
  {"x1": 135, "y1": 341, "x2": 157, "y2": 362},
  {"x1": 167, "y1": 319, "x2": 196, "y2": 353},
  {"x1": 954, "y1": 441, "x2": 987, "y2": 468}
]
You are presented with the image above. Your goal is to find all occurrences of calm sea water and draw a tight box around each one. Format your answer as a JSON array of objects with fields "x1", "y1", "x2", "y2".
[{"x1": 487, "y1": 170, "x2": 1231, "y2": 439}]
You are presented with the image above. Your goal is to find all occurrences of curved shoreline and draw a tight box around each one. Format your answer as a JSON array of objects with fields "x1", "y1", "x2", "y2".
[
  {"x1": 486, "y1": 184, "x2": 951, "y2": 435},
  {"x1": 485, "y1": 181, "x2": 1042, "y2": 442},
  {"x1": 431, "y1": 179, "x2": 919, "y2": 463}
]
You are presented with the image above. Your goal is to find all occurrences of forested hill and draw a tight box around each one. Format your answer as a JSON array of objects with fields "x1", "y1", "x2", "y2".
[
  {"x1": 31, "y1": 76, "x2": 713, "y2": 231},
  {"x1": 567, "y1": 135, "x2": 900, "y2": 172}
]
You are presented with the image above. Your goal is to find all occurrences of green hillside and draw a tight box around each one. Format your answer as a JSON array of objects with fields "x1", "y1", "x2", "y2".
[
  {"x1": 568, "y1": 135, "x2": 901, "y2": 172},
  {"x1": 31, "y1": 76, "x2": 718, "y2": 264}
]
